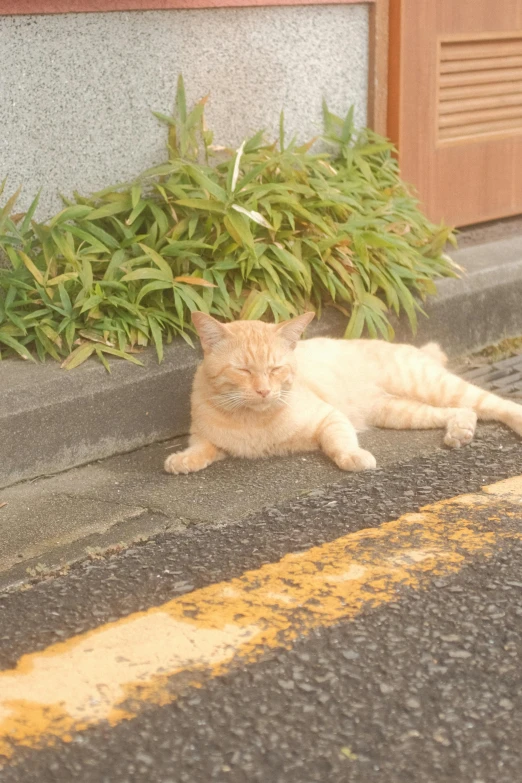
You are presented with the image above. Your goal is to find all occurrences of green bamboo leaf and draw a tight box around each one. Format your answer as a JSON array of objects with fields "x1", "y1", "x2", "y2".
[
  {"x1": 359, "y1": 230, "x2": 403, "y2": 249},
  {"x1": 176, "y1": 73, "x2": 187, "y2": 124},
  {"x1": 80, "y1": 295, "x2": 104, "y2": 313},
  {"x1": 61, "y1": 342, "x2": 96, "y2": 369},
  {"x1": 4, "y1": 246, "x2": 22, "y2": 270},
  {"x1": 357, "y1": 142, "x2": 394, "y2": 156},
  {"x1": 270, "y1": 245, "x2": 311, "y2": 288},
  {"x1": 224, "y1": 211, "x2": 255, "y2": 252},
  {"x1": 148, "y1": 202, "x2": 170, "y2": 237},
  {"x1": 86, "y1": 200, "x2": 132, "y2": 220},
  {"x1": 279, "y1": 111, "x2": 285, "y2": 152},
  {"x1": 0, "y1": 185, "x2": 22, "y2": 231},
  {"x1": 50, "y1": 228, "x2": 79, "y2": 266},
  {"x1": 80, "y1": 258, "x2": 93, "y2": 291},
  {"x1": 20, "y1": 252, "x2": 44, "y2": 285},
  {"x1": 340, "y1": 106, "x2": 355, "y2": 144},
  {"x1": 121, "y1": 268, "x2": 173, "y2": 283},
  {"x1": 58, "y1": 284, "x2": 73, "y2": 315},
  {"x1": 235, "y1": 161, "x2": 271, "y2": 193},
  {"x1": 131, "y1": 185, "x2": 141, "y2": 209},
  {"x1": 19, "y1": 190, "x2": 41, "y2": 235},
  {"x1": 48, "y1": 205, "x2": 93, "y2": 228},
  {"x1": 76, "y1": 222, "x2": 120, "y2": 249},
  {"x1": 35, "y1": 326, "x2": 62, "y2": 360},
  {"x1": 142, "y1": 162, "x2": 182, "y2": 178},
  {"x1": 343, "y1": 305, "x2": 365, "y2": 339},
  {"x1": 184, "y1": 165, "x2": 227, "y2": 201},
  {"x1": 175, "y1": 199, "x2": 225, "y2": 213},
  {"x1": 126, "y1": 199, "x2": 148, "y2": 226},
  {"x1": 136, "y1": 280, "x2": 172, "y2": 304},
  {"x1": 5, "y1": 309, "x2": 27, "y2": 334},
  {"x1": 175, "y1": 284, "x2": 208, "y2": 313},
  {"x1": 0, "y1": 331, "x2": 37, "y2": 362},
  {"x1": 66, "y1": 224, "x2": 110, "y2": 254},
  {"x1": 103, "y1": 249, "x2": 126, "y2": 281},
  {"x1": 46, "y1": 272, "x2": 79, "y2": 287},
  {"x1": 138, "y1": 243, "x2": 174, "y2": 277},
  {"x1": 148, "y1": 316, "x2": 164, "y2": 363},
  {"x1": 240, "y1": 289, "x2": 268, "y2": 320},
  {"x1": 162, "y1": 239, "x2": 212, "y2": 255},
  {"x1": 389, "y1": 271, "x2": 419, "y2": 333},
  {"x1": 361, "y1": 292, "x2": 388, "y2": 313},
  {"x1": 95, "y1": 345, "x2": 112, "y2": 373},
  {"x1": 98, "y1": 345, "x2": 144, "y2": 366},
  {"x1": 188, "y1": 216, "x2": 198, "y2": 239},
  {"x1": 78, "y1": 329, "x2": 113, "y2": 345},
  {"x1": 152, "y1": 111, "x2": 176, "y2": 127},
  {"x1": 243, "y1": 129, "x2": 266, "y2": 153}
]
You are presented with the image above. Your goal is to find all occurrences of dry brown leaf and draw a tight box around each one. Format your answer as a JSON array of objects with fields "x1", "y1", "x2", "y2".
[{"x1": 174, "y1": 276, "x2": 216, "y2": 288}]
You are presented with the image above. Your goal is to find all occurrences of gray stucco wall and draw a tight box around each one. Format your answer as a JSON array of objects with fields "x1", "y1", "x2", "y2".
[{"x1": 0, "y1": 5, "x2": 369, "y2": 219}]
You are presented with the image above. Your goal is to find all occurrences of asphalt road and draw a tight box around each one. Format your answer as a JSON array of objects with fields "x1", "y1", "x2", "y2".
[{"x1": 1, "y1": 425, "x2": 522, "y2": 783}]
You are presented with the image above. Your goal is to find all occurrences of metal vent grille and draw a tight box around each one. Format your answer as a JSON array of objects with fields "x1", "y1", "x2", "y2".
[
  {"x1": 438, "y1": 35, "x2": 522, "y2": 142},
  {"x1": 458, "y1": 353, "x2": 522, "y2": 399}
]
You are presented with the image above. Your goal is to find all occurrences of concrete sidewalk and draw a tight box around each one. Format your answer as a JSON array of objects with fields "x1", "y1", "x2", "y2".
[
  {"x1": 0, "y1": 426, "x2": 447, "y2": 590},
  {"x1": 2, "y1": 234, "x2": 522, "y2": 489}
]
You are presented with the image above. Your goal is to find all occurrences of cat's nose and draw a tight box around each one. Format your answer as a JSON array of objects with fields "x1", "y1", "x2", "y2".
[{"x1": 256, "y1": 389, "x2": 270, "y2": 398}]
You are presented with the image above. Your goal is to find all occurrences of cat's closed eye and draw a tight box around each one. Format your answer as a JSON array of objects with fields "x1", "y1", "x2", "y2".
[{"x1": 235, "y1": 367, "x2": 252, "y2": 375}]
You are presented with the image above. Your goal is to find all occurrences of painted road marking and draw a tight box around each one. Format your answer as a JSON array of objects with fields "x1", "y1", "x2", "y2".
[
  {"x1": 1, "y1": 479, "x2": 522, "y2": 763},
  {"x1": 483, "y1": 474, "x2": 522, "y2": 498}
]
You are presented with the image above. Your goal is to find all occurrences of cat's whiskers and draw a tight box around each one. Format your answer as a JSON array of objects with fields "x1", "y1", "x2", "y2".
[
  {"x1": 213, "y1": 392, "x2": 247, "y2": 412},
  {"x1": 277, "y1": 389, "x2": 293, "y2": 407}
]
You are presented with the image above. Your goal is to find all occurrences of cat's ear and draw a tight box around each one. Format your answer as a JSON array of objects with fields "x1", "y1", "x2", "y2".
[
  {"x1": 192, "y1": 312, "x2": 230, "y2": 351},
  {"x1": 275, "y1": 312, "x2": 315, "y2": 349}
]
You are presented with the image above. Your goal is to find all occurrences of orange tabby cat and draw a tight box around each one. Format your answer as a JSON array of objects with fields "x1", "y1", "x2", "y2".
[{"x1": 164, "y1": 312, "x2": 522, "y2": 475}]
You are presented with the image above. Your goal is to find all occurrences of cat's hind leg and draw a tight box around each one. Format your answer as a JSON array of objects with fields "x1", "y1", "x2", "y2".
[
  {"x1": 369, "y1": 398, "x2": 477, "y2": 448},
  {"x1": 380, "y1": 345, "x2": 522, "y2": 438},
  {"x1": 164, "y1": 435, "x2": 226, "y2": 474}
]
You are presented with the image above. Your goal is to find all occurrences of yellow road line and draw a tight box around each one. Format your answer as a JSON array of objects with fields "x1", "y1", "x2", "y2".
[{"x1": 1, "y1": 479, "x2": 522, "y2": 763}]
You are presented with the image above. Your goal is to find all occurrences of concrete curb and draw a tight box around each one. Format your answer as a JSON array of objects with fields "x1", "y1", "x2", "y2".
[
  {"x1": 393, "y1": 235, "x2": 522, "y2": 354},
  {"x1": 2, "y1": 235, "x2": 522, "y2": 489}
]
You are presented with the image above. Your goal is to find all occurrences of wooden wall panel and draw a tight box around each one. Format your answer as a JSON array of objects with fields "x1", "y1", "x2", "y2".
[
  {"x1": 388, "y1": 0, "x2": 522, "y2": 226},
  {"x1": 368, "y1": 0, "x2": 389, "y2": 135}
]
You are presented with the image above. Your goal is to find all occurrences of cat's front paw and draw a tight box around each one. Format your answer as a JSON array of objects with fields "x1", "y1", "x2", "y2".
[
  {"x1": 164, "y1": 451, "x2": 192, "y2": 474},
  {"x1": 164, "y1": 451, "x2": 205, "y2": 475},
  {"x1": 334, "y1": 448, "x2": 377, "y2": 472}
]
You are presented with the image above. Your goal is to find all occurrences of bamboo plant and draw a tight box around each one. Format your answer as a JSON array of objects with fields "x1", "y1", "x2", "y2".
[{"x1": 0, "y1": 76, "x2": 457, "y2": 369}]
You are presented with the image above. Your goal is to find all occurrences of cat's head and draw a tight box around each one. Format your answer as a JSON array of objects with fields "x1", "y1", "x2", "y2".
[{"x1": 192, "y1": 311, "x2": 315, "y2": 412}]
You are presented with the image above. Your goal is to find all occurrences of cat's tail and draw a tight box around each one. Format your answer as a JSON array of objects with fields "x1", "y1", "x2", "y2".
[
  {"x1": 385, "y1": 347, "x2": 522, "y2": 437},
  {"x1": 420, "y1": 342, "x2": 448, "y2": 366}
]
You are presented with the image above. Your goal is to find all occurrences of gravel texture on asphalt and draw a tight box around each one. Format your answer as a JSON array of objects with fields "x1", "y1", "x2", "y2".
[
  {"x1": 1, "y1": 426, "x2": 521, "y2": 668},
  {"x1": 1, "y1": 426, "x2": 522, "y2": 782},
  {"x1": 2, "y1": 546, "x2": 521, "y2": 782}
]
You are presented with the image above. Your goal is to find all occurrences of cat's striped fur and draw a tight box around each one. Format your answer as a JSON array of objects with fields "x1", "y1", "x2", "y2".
[{"x1": 164, "y1": 312, "x2": 522, "y2": 475}]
